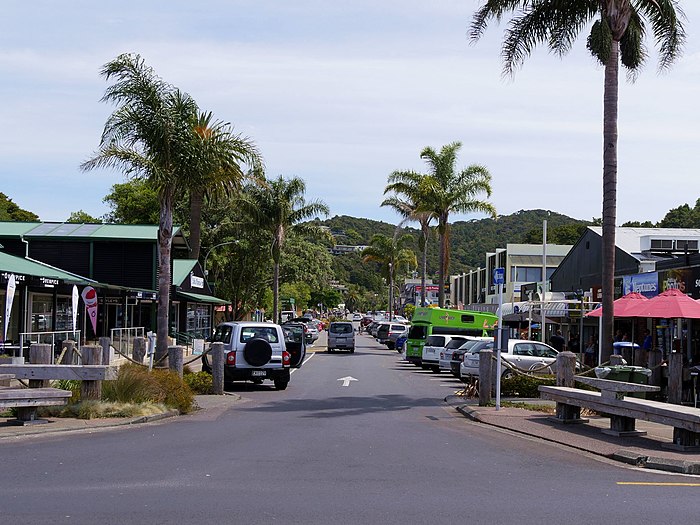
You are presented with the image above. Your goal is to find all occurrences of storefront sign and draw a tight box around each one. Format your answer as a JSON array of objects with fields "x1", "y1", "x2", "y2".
[
  {"x1": 81, "y1": 286, "x2": 98, "y2": 336},
  {"x1": 190, "y1": 273, "x2": 204, "y2": 289},
  {"x1": 622, "y1": 272, "x2": 658, "y2": 298},
  {"x1": 1, "y1": 272, "x2": 26, "y2": 284},
  {"x1": 659, "y1": 267, "x2": 700, "y2": 298},
  {"x1": 128, "y1": 291, "x2": 157, "y2": 300},
  {"x1": 36, "y1": 276, "x2": 60, "y2": 288}
]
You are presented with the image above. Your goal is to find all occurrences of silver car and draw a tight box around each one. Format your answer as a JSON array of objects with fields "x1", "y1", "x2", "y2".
[
  {"x1": 328, "y1": 321, "x2": 355, "y2": 353},
  {"x1": 460, "y1": 339, "x2": 560, "y2": 379}
]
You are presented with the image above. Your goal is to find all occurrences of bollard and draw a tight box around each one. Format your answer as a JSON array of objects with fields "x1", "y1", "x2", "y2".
[
  {"x1": 554, "y1": 351, "x2": 580, "y2": 421},
  {"x1": 168, "y1": 346, "x2": 184, "y2": 378},
  {"x1": 60, "y1": 340, "x2": 76, "y2": 365},
  {"x1": 133, "y1": 337, "x2": 147, "y2": 364},
  {"x1": 29, "y1": 344, "x2": 52, "y2": 388},
  {"x1": 81, "y1": 345, "x2": 103, "y2": 401},
  {"x1": 648, "y1": 349, "x2": 663, "y2": 394},
  {"x1": 211, "y1": 342, "x2": 224, "y2": 395},
  {"x1": 667, "y1": 352, "x2": 684, "y2": 405},
  {"x1": 633, "y1": 346, "x2": 646, "y2": 367},
  {"x1": 478, "y1": 349, "x2": 493, "y2": 407},
  {"x1": 99, "y1": 336, "x2": 112, "y2": 365}
]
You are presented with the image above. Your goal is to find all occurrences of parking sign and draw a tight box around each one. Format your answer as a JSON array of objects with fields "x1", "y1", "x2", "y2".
[{"x1": 493, "y1": 267, "x2": 505, "y2": 285}]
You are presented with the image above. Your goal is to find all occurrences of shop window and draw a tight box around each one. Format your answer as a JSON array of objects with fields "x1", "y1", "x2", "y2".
[{"x1": 30, "y1": 294, "x2": 53, "y2": 332}]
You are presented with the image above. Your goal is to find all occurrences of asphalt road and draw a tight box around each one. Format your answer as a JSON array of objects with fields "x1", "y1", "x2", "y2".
[{"x1": 1, "y1": 327, "x2": 699, "y2": 524}]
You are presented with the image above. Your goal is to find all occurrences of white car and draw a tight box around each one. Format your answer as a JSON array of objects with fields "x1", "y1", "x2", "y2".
[
  {"x1": 439, "y1": 336, "x2": 492, "y2": 372},
  {"x1": 422, "y1": 334, "x2": 468, "y2": 373},
  {"x1": 352, "y1": 313, "x2": 362, "y2": 321},
  {"x1": 460, "y1": 339, "x2": 561, "y2": 380}
]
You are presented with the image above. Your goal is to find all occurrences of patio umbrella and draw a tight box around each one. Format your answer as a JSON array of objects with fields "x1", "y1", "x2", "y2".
[
  {"x1": 586, "y1": 292, "x2": 648, "y2": 318},
  {"x1": 502, "y1": 311, "x2": 555, "y2": 325},
  {"x1": 623, "y1": 288, "x2": 700, "y2": 319}
]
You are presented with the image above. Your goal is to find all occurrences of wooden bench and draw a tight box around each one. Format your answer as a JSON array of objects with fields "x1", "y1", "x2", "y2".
[
  {"x1": 0, "y1": 372, "x2": 72, "y2": 425},
  {"x1": 540, "y1": 378, "x2": 700, "y2": 450}
]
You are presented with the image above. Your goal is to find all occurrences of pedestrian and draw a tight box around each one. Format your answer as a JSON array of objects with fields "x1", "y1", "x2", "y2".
[
  {"x1": 568, "y1": 332, "x2": 580, "y2": 355},
  {"x1": 614, "y1": 329, "x2": 623, "y2": 342},
  {"x1": 550, "y1": 329, "x2": 566, "y2": 352},
  {"x1": 642, "y1": 329, "x2": 652, "y2": 350},
  {"x1": 584, "y1": 336, "x2": 597, "y2": 367}
]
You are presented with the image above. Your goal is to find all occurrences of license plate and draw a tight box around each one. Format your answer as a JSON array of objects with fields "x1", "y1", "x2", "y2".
[{"x1": 251, "y1": 370, "x2": 266, "y2": 377}]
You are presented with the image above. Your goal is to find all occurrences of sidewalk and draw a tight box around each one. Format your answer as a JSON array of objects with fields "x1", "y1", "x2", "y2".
[
  {"x1": 449, "y1": 397, "x2": 700, "y2": 475},
  {"x1": 0, "y1": 393, "x2": 243, "y2": 441}
]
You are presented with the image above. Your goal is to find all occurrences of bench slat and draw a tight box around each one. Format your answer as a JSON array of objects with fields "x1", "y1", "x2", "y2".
[
  {"x1": 0, "y1": 364, "x2": 117, "y2": 381},
  {"x1": 0, "y1": 387, "x2": 72, "y2": 410},
  {"x1": 540, "y1": 386, "x2": 700, "y2": 434}
]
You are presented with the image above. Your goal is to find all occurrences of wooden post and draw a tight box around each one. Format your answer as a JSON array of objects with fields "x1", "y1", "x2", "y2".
[
  {"x1": 211, "y1": 342, "x2": 224, "y2": 395},
  {"x1": 133, "y1": 337, "x2": 146, "y2": 364},
  {"x1": 648, "y1": 349, "x2": 663, "y2": 391},
  {"x1": 60, "y1": 340, "x2": 76, "y2": 365},
  {"x1": 99, "y1": 336, "x2": 112, "y2": 365},
  {"x1": 633, "y1": 346, "x2": 646, "y2": 367},
  {"x1": 554, "y1": 351, "x2": 581, "y2": 421},
  {"x1": 621, "y1": 346, "x2": 634, "y2": 366},
  {"x1": 29, "y1": 344, "x2": 52, "y2": 388},
  {"x1": 667, "y1": 352, "x2": 684, "y2": 405},
  {"x1": 80, "y1": 345, "x2": 103, "y2": 401},
  {"x1": 478, "y1": 349, "x2": 493, "y2": 407},
  {"x1": 168, "y1": 346, "x2": 184, "y2": 378}
]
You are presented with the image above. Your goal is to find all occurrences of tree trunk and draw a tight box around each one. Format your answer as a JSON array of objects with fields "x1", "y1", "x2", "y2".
[
  {"x1": 421, "y1": 222, "x2": 429, "y2": 307},
  {"x1": 156, "y1": 187, "x2": 175, "y2": 363},
  {"x1": 272, "y1": 260, "x2": 280, "y2": 323},
  {"x1": 189, "y1": 187, "x2": 204, "y2": 260},
  {"x1": 438, "y1": 220, "x2": 446, "y2": 308},
  {"x1": 601, "y1": 40, "x2": 620, "y2": 363}
]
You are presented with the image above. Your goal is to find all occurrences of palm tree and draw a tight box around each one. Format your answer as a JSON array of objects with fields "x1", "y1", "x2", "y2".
[
  {"x1": 238, "y1": 175, "x2": 330, "y2": 322},
  {"x1": 361, "y1": 233, "x2": 417, "y2": 317},
  {"x1": 469, "y1": 1, "x2": 685, "y2": 360},
  {"x1": 81, "y1": 53, "x2": 199, "y2": 361},
  {"x1": 382, "y1": 171, "x2": 436, "y2": 308},
  {"x1": 187, "y1": 111, "x2": 262, "y2": 260},
  {"x1": 418, "y1": 142, "x2": 496, "y2": 308}
]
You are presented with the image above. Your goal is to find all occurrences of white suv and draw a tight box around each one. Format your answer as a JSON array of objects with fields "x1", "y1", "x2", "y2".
[{"x1": 204, "y1": 322, "x2": 293, "y2": 390}]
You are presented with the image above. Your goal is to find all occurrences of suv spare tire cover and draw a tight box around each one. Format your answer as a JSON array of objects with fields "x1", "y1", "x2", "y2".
[{"x1": 244, "y1": 338, "x2": 273, "y2": 367}]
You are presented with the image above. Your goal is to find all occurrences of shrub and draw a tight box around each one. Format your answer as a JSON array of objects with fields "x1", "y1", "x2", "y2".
[
  {"x1": 51, "y1": 379, "x2": 82, "y2": 403},
  {"x1": 184, "y1": 371, "x2": 213, "y2": 395},
  {"x1": 500, "y1": 373, "x2": 555, "y2": 398}
]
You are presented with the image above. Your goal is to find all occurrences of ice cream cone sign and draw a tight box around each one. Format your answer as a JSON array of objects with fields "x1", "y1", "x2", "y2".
[{"x1": 81, "y1": 286, "x2": 98, "y2": 336}]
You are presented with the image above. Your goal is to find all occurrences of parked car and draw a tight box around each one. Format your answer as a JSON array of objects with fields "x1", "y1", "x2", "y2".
[
  {"x1": 370, "y1": 321, "x2": 389, "y2": 338},
  {"x1": 202, "y1": 321, "x2": 296, "y2": 390},
  {"x1": 460, "y1": 339, "x2": 563, "y2": 380},
  {"x1": 386, "y1": 324, "x2": 409, "y2": 350},
  {"x1": 289, "y1": 317, "x2": 320, "y2": 344},
  {"x1": 352, "y1": 313, "x2": 362, "y2": 322},
  {"x1": 450, "y1": 339, "x2": 492, "y2": 378},
  {"x1": 439, "y1": 336, "x2": 492, "y2": 372},
  {"x1": 328, "y1": 321, "x2": 355, "y2": 353},
  {"x1": 376, "y1": 323, "x2": 409, "y2": 349},
  {"x1": 422, "y1": 334, "x2": 468, "y2": 373}
]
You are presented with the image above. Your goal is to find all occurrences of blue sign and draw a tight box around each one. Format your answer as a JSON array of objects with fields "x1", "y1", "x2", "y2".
[
  {"x1": 622, "y1": 272, "x2": 658, "y2": 298},
  {"x1": 493, "y1": 267, "x2": 505, "y2": 285}
]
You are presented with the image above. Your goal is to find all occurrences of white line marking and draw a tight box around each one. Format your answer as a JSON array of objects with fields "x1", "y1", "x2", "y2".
[{"x1": 290, "y1": 352, "x2": 315, "y2": 374}]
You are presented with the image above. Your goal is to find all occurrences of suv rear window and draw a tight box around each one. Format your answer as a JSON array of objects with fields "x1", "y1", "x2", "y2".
[
  {"x1": 330, "y1": 323, "x2": 353, "y2": 334},
  {"x1": 211, "y1": 325, "x2": 233, "y2": 344},
  {"x1": 240, "y1": 326, "x2": 279, "y2": 343},
  {"x1": 407, "y1": 325, "x2": 427, "y2": 340},
  {"x1": 425, "y1": 335, "x2": 446, "y2": 347}
]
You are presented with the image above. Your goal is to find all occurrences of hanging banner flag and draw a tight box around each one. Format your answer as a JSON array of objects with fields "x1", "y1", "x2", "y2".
[
  {"x1": 4, "y1": 274, "x2": 16, "y2": 342},
  {"x1": 81, "y1": 286, "x2": 98, "y2": 335},
  {"x1": 72, "y1": 285, "x2": 79, "y2": 334}
]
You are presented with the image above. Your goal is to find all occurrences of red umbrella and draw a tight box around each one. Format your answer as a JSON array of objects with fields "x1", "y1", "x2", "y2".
[
  {"x1": 586, "y1": 292, "x2": 648, "y2": 318},
  {"x1": 623, "y1": 288, "x2": 700, "y2": 319}
]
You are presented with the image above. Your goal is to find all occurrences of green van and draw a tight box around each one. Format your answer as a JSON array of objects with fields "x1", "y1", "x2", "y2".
[{"x1": 404, "y1": 307, "x2": 497, "y2": 366}]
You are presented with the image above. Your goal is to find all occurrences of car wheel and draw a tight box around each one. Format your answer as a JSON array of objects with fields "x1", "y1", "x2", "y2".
[
  {"x1": 502, "y1": 369, "x2": 514, "y2": 380},
  {"x1": 420, "y1": 364, "x2": 429, "y2": 370},
  {"x1": 431, "y1": 365, "x2": 440, "y2": 373},
  {"x1": 243, "y1": 338, "x2": 272, "y2": 367},
  {"x1": 274, "y1": 378, "x2": 289, "y2": 390},
  {"x1": 386, "y1": 342, "x2": 395, "y2": 350},
  {"x1": 350, "y1": 348, "x2": 355, "y2": 353}
]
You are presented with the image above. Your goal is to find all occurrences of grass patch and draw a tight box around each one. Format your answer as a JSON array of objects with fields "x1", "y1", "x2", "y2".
[{"x1": 40, "y1": 400, "x2": 170, "y2": 419}]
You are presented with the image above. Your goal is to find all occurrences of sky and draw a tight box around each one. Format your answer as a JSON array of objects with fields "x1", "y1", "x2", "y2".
[{"x1": 1, "y1": 1, "x2": 699, "y2": 227}]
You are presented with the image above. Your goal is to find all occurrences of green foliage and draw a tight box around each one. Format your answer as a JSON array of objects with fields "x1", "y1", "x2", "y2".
[
  {"x1": 102, "y1": 364, "x2": 195, "y2": 414},
  {"x1": 403, "y1": 303, "x2": 416, "y2": 320},
  {"x1": 103, "y1": 179, "x2": 161, "y2": 224},
  {"x1": 500, "y1": 374, "x2": 555, "y2": 398},
  {"x1": 183, "y1": 371, "x2": 213, "y2": 395},
  {"x1": 0, "y1": 192, "x2": 39, "y2": 221},
  {"x1": 40, "y1": 400, "x2": 168, "y2": 419},
  {"x1": 51, "y1": 379, "x2": 81, "y2": 403},
  {"x1": 66, "y1": 210, "x2": 102, "y2": 224}
]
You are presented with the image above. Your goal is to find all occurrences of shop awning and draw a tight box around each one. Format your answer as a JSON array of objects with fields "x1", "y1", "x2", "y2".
[
  {"x1": 176, "y1": 290, "x2": 230, "y2": 305},
  {"x1": 0, "y1": 251, "x2": 95, "y2": 285}
]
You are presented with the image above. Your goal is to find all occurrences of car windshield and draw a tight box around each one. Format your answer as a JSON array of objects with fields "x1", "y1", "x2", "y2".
[
  {"x1": 468, "y1": 340, "x2": 494, "y2": 354},
  {"x1": 211, "y1": 325, "x2": 233, "y2": 344},
  {"x1": 330, "y1": 323, "x2": 353, "y2": 334},
  {"x1": 446, "y1": 338, "x2": 468, "y2": 350},
  {"x1": 425, "y1": 335, "x2": 445, "y2": 346}
]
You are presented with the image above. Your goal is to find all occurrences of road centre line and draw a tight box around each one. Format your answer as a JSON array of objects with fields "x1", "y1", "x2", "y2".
[{"x1": 617, "y1": 482, "x2": 700, "y2": 487}]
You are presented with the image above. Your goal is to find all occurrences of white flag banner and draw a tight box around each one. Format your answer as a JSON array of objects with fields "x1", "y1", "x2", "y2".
[
  {"x1": 72, "y1": 285, "x2": 79, "y2": 333},
  {"x1": 4, "y1": 274, "x2": 16, "y2": 342}
]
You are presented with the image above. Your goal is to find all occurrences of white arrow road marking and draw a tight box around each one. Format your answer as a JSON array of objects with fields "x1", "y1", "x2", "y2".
[{"x1": 337, "y1": 376, "x2": 358, "y2": 387}]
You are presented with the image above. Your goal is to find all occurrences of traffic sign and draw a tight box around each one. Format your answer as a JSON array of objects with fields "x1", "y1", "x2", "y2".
[{"x1": 493, "y1": 267, "x2": 505, "y2": 285}]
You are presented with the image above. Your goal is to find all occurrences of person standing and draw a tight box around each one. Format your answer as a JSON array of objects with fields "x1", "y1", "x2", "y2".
[
  {"x1": 550, "y1": 329, "x2": 566, "y2": 352},
  {"x1": 642, "y1": 329, "x2": 653, "y2": 350}
]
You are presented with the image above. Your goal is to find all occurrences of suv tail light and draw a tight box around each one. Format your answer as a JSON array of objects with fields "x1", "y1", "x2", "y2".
[
  {"x1": 282, "y1": 350, "x2": 291, "y2": 366},
  {"x1": 226, "y1": 351, "x2": 236, "y2": 365}
]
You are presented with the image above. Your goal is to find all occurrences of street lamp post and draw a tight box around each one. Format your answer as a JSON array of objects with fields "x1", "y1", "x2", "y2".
[
  {"x1": 388, "y1": 262, "x2": 393, "y2": 321},
  {"x1": 203, "y1": 241, "x2": 239, "y2": 277}
]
